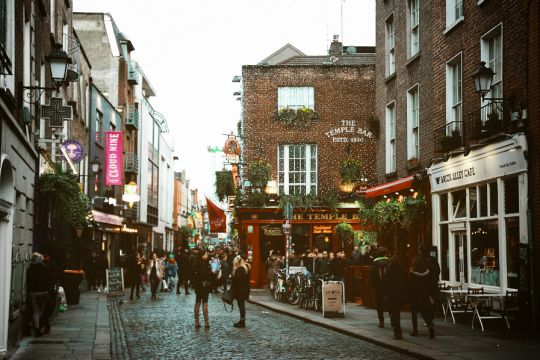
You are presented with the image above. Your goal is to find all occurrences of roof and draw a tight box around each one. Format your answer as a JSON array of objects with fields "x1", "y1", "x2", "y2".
[
  {"x1": 279, "y1": 53, "x2": 375, "y2": 66},
  {"x1": 258, "y1": 43, "x2": 306, "y2": 65}
]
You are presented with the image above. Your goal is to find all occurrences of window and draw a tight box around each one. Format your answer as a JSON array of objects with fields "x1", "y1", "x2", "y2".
[
  {"x1": 440, "y1": 193, "x2": 448, "y2": 221},
  {"x1": 504, "y1": 177, "x2": 519, "y2": 214},
  {"x1": 0, "y1": 0, "x2": 6, "y2": 50},
  {"x1": 95, "y1": 110, "x2": 103, "y2": 144},
  {"x1": 446, "y1": 54, "x2": 462, "y2": 131},
  {"x1": 408, "y1": 0, "x2": 420, "y2": 57},
  {"x1": 407, "y1": 86, "x2": 419, "y2": 159},
  {"x1": 277, "y1": 144, "x2": 317, "y2": 195},
  {"x1": 277, "y1": 87, "x2": 314, "y2": 110},
  {"x1": 451, "y1": 189, "x2": 466, "y2": 219},
  {"x1": 147, "y1": 161, "x2": 159, "y2": 207},
  {"x1": 385, "y1": 15, "x2": 395, "y2": 76},
  {"x1": 385, "y1": 102, "x2": 396, "y2": 173},
  {"x1": 50, "y1": 0, "x2": 55, "y2": 34},
  {"x1": 446, "y1": 0, "x2": 463, "y2": 28},
  {"x1": 470, "y1": 220, "x2": 500, "y2": 287},
  {"x1": 481, "y1": 25, "x2": 503, "y2": 100}
]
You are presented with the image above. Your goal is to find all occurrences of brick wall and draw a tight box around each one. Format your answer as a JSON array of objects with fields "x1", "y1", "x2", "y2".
[
  {"x1": 375, "y1": 0, "x2": 435, "y2": 183},
  {"x1": 242, "y1": 65, "x2": 376, "y2": 197}
]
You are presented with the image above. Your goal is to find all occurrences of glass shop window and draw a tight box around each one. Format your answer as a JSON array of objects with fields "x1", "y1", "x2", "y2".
[
  {"x1": 440, "y1": 224, "x2": 449, "y2": 280},
  {"x1": 469, "y1": 187, "x2": 478, "y2": 218},
  {"x1": 470, "y1": 220, "x2": 500, "y2": 287},
  {"x1": 440, "y1": 193, "x2": 448, "y2": 221},
  {"x1": 506, "y1": 217, "x2": 520, "y2": 289},
  {"x1": 479, "y1": 184, "x2": 488, "y2": 217},
  {"x1": 451, "y1": 189, "x2": 466, "y2": 219},
  {"x1": 489, "y1": 182, "x2": 498, "y2": 216},
  {"x1": 504, "y1": 177, "x2": 519, "y2": 214}
]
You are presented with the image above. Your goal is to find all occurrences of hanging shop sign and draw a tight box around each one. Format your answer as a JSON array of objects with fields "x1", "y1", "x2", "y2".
[
  {"x1": 61, "y1": 140, "x2": 84, "y2": 164},
  {"x1": 105, "y1": 131, "x2": 123, "y2": 186},
  {"x1": 261, "y1": 225, "x2": 284, "y2": 237},
  {"x1": 41, "y1": 97, "x2": 73, "y2": 128},
  {"x1": 324, "y1": 120, "x2": 374, "y2": 143},
  {"x1": 223, "y1": 133, "x2": 241, "y2": 164},
  {"x1": 313, "y1": 225, "x2": 333, "y2": 234}
]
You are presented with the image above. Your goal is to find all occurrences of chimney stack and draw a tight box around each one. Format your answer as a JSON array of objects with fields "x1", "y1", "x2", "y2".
[{"x1": 329, "y1": 34, "x2": 342, "y2": 58}]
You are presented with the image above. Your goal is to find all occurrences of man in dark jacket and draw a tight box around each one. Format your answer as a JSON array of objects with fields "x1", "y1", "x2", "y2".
[
  {"x1": 410, "y1": 244, "x2": 440, "y2": 338},
  {"x1": 385, "y1": 255, "x2": 407, "y2": 339},
  {"x1": 127, "y1": 252, "x2": 142, "y2": 300},
  {"x1": 369, "y1": 247, "x2": 390, "y2": 328},
  {"x1": 96, "y1": 252, "x2": 108, "y2": 291},
  {"x1": 347, "y1": 246, "x2": 364, "y2": 266}
]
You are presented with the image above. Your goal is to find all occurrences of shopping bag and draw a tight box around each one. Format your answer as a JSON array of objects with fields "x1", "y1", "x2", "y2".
[{"x1": 221, "y1": 289, "x2": 234, "y2": 312}]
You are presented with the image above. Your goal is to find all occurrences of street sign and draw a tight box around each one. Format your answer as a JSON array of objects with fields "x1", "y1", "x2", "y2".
[{"x1": 41, "y1": 97, "x2": 72, "y2": 128}]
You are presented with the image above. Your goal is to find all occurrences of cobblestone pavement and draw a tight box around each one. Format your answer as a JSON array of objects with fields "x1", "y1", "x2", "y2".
[{"x1": 116, "y1": 290, "x2": 415, "y2": 360}]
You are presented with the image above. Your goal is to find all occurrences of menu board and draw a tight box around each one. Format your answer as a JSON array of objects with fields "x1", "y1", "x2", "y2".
[
  {"x1": 106, "y1": 267, "x2": 124, "y2": 293},
  {"x1": 322, "y1": 281, "x2": 345, "y2": 318}
]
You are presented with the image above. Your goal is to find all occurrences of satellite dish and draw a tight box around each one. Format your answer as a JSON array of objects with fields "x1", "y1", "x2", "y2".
[{"x1": 346, "y1": 46, "x2": 357, "y2": 54}]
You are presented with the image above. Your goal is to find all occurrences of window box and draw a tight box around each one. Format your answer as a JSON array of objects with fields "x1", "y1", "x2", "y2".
[
  {"x1": 408, "y1": 158, "x2": 421, "y2": 169},
  {"x1": 276, "y1": 107, "x2": 317, "y2": 126}
]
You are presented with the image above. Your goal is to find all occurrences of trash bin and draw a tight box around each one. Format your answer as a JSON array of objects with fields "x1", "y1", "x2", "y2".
[{"x1": 62, "y1": 270, "x2": 85, "y2": 305}]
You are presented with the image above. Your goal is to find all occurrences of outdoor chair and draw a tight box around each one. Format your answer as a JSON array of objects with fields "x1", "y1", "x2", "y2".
[
  {"x1": 445, "y1": 284, "x2": 468, "y2": 324},
  {"x1": 436, "y1": 281, "x2": 450, "y2": 316},
  {"x1": 493, "y1": 290, "x2": 519, "y2": 330}
]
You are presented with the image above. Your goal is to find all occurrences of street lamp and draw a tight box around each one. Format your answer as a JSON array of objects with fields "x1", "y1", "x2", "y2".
[
  {"x1": 90, "y1": 156, "x2": 101, "y2": 174},
  {"x1": 22, "y1": 44, "x2": 72, "y2": 103},
  {"x1": 472, "y1": 61, "x2": 496, "y2": 101}
]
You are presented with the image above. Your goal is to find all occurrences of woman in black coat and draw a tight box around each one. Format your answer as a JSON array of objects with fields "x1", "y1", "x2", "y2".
[
  {"x1": 384, "y1": 255, "x2": 408, "y2": 339},
  {"x1": 231, "y1": 255, "x2": 251, "y2": 328},
  {"x1": 192, "y1": 250, "x2": 213, "y2": 329}
]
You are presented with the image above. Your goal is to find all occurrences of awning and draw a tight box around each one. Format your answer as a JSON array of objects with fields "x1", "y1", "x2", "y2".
[
  {"x1": 365, "y1": 176, "x2": 415, "y2": 198},
  {"x1": 92, "y1": 210, "x2": 123, "y2": 226}
]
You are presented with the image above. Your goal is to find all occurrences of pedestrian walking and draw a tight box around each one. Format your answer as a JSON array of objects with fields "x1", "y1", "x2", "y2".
[
  {"x1": 147, "y1": 253, "x2": 164, "y2": 300},
  {"x1": 39, "y1": 254, "x2": 58, "y2": 335},
  {"x1": 27, "y1": 253, "x2": 53, "y2": 337},
  {"x1": 84, "y1": 253, "x2": 97, "y2": 290},
  {"x1": 410, "y1": 244, "x2": 440, "y2": 338},
  {"x1": 266, "y1": 251, "x2": 282, "y2": 290},
  {"x1": 178, "y1": 248, "x2": 191, "y2": 295},
  {"x1": 369, "y1": 247, "x2": 390, "y2": 328},
  {"x1": 192, "y1": 249, "x2": 213, "y2": 329},
  {"x1": 231, "y1": 255, "x2": 251, "y2": 328},
  {"x1": 127, "y1": 252, "x2": 142, "y2": 300},
  {"x1": 96, "y1": 251, "x2": 108, "y2": 291},
  {"x1": 166, "y1": 254, "x2": 178, "y2": 291},
  {"x1": 220, "y1": 252, "x2": 231, "y2": 291},
  {"x1": 210, "y1": 253, "x2": 221, "y2": 293},
  {"x1": 385, "y1": 255, "x2": 407, "y2": 340}
]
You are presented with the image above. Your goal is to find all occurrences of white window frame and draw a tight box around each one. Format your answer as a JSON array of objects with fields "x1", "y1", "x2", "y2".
[
  {"x1": 407, "y1": 85, "x2": 420, "y2": 160},
  {"x1": 385, "y1": 15, "x2": 395, "y2": 76},
  {"x1": 446, "y1": 0, "x2": 464, "y2": 29},
  {"x1": 445, "y1": 53, "x2": 462, "y2": 133},
  {"x1": 277, "y1": 87, "x2": 314, "y2": 110},
  {"x1": 50, "y1": 0, "x2": 55, "y2": 35},
  {"x1": 277, "y1": 144, "x2": 317, "y2": 195},
  {"x1": 481, "y1": 23, "x2": 503, "y2": 103},
  {"x1": 408, "y1": 0, "x2": 420, "y2": 57},
  {"x1": 385, "y1": 101, "x2": 396, "y2": 174}
]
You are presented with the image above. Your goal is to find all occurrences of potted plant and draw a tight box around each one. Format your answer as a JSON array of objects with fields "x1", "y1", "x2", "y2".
[
  {"x1": 335, "y1": 222, "x2": 354, "y2": 252},
  {"x1": 248, "y1": 160, "x2": 270, "y2": 189},
  {"x1": 339, "y1": 159, "x2": 362, "y2": 184},
  {"x1": 277, "y1": 107, "x2": 297, "y2": 125},
  {"x1": 296, "y1": 106, "x2": 316, "y2": 126},
  {"x1": 215, "y1": 170, "x2": 235, "y2": 201}
]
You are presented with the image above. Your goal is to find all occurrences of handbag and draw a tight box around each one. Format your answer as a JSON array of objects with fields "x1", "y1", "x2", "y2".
[{"x1": 221, "y1": 289, "x2": 234, "y2": 312}]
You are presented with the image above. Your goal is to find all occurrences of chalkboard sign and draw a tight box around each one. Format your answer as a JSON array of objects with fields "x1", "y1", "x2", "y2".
[
  {"x1": 322, "y1": 281, "x2": 345, "y2": 318},
  {"x1": 106, "y1": 267, "x2": 124, "y2": 293}
]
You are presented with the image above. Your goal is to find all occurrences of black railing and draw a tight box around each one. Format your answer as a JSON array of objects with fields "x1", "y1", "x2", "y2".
[
  {"x1": 465, "y1": 100, "x2": 511, "y2": 141},
  {"x1": 434, "y1": 120, "x2": 463, "y2": 153}
]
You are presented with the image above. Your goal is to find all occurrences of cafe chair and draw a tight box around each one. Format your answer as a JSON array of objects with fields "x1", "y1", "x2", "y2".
[
  {"x1": 436, "y1": 282, "x2": 450, "y2": 316},
  {"x1": 468, "y1": 286, "x2": 502, "y2": 331},
  {"x1": 445, "y1": 284, "x2": 468, "y2": 324},
  {"x1": 493, "y1": 290, "x2": 519, "y2": 330}
]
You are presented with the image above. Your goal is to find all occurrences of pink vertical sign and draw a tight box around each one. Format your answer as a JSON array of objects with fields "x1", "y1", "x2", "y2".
[{"x1": 105, "y1": 131, "x2": 123, "y2": 186}]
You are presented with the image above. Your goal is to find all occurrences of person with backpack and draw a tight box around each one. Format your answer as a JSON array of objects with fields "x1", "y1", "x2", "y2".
[
  {"x1": 410, "y1": 243, "x2": 441, "y2": 338},
  {"x1": 369, "y1": 247, "x2": 390, "y2": 328}
]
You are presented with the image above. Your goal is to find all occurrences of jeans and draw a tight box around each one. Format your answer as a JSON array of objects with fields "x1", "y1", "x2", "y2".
[
  {"x1": 130, "y1": 276, "x2": 141, "y2": 299},
  {"x1": 30, "y1": 292, "x2": 48, "y2": 329},
  {"x1": 411, "y1": 295, "x2": 434, "y2": 330},
  {"x1": 150, "y1": 278, "x2": 160, "y2": 297},
  {"x1": 237, "y1": 299, "x2": 246, "y2": 319}
]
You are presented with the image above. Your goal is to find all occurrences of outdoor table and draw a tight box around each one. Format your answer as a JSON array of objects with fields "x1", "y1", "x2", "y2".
[
  {"x1": 465, "y1": 292, "x2": 506, "y2": 332},
  {"x1": 440, "y1": 289, "x2": 468, "y2": 323}
]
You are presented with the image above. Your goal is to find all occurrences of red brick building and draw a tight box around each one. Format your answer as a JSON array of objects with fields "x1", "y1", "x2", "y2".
[
  {"x1": 238, "y1": 38, "x2": 377, "y2": 286},
  {"x1": 375, "y1": 0, "x2": 538, "y2": 329}
]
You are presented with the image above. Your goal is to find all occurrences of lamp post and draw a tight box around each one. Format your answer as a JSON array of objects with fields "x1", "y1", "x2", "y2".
[
  {"x1": 472, "y1": 61, "x2": 499, "y2": 101},
  {"x1": 90, "y1": 156, "x2": 101, "y2": 194}
]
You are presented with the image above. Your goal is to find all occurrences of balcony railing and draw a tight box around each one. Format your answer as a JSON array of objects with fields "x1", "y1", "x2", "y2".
[
  {"x1": 128, "y1": 61, "x2": 140, "y2": 84},
  {"x1": 63, "y1": 34, "x2": 80, "y2": 82},
  {"x1": 126, "y1": 104, "x2": 139, "y2": 130},
  {"x1": 434, "y1": 120, "x2": 463, "y2": 153},
  {"x1": 124, "y1": 152, "x2": 139, "y2": 174},
  {"x1": 465, "y1": 100, "x2": 518, "y2": 142}
]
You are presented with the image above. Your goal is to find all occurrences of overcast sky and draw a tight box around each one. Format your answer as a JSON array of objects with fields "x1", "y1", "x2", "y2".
[{"x1": 73, "y1": 0, "x2": 376, "y2": 202}]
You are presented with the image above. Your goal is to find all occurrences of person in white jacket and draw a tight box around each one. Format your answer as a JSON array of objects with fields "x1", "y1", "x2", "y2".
[{"x1": 147, "y1": 253, "x2": 164, "y2": 300}]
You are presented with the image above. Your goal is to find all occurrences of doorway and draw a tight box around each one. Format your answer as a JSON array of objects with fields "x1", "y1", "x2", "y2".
[{"x1": 453, "y1": 231, "x2": 468, "y2": 284}]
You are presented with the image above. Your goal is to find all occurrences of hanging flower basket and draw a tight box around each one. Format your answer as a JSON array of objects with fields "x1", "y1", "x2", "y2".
[
  {"x1": 215, "y1": 170, "x2": 235, "y2": 201},
  {"x1": 247, "y1": 160, "x2": 270, "y2": 189},
  {"x1": 277, "y1": 107, "x2": 316, "y2": 126},
  {"x1": 339, "y1": 159, "x2": 363, "y2": 184}
]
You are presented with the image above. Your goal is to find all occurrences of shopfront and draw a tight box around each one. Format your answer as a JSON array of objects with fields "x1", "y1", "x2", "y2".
[
  {"x1": 427, "y1": 134, "x2": 529, "y2": 292},
  {"x1": 236, "y1": 206, "x2": 375, "y2": 287}
]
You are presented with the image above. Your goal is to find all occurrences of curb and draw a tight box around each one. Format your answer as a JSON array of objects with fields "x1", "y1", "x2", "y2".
[{"x1": 248, "y1": 298, "x2": 452, "y2": 360}]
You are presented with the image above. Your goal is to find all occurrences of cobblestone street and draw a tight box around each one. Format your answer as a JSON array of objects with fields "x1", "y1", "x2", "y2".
[{"x1": 116, "y1": 291, "x2": 414, "y2": 360}]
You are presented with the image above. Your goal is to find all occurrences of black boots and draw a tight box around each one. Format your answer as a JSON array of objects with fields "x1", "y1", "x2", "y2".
[
  {"x1": 233, "y1": 319, "x2": 245, "y2": 328},
  {"x1": 428, "y1": 324, "x2": 435, "y2": 338},
  {"x1": 393, "y1": 328, "x2": 403, "y2": 340},
  {"x1": 378, "y1": 320, "x2": 384, "y2": 328},
  {"x1": 34, "y1": 328, "x2": 43, "y2": 337}
]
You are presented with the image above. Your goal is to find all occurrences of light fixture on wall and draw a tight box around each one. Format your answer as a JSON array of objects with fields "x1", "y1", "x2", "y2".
[{"x1": 21, "y1": 44, "x2": 72, "y2": 104}]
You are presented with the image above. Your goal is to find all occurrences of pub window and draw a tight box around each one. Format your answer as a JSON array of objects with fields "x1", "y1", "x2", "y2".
[
  {"x1": 278, "y1": 144, "x2": 317, "y2": 195},
  {"x1": 504, "y1": 176, "x2": 519, "y2": 214},
  {"x1": 451, "y1": 189, "x2": 466, "y2": 219},
  {"x1": 277, "y1": 87, "x2": 314, "y2": 110},
  {"x1": 470, "y1": 220, "x2": 500, "y2": 287},
  {"x1": 440, "y1": 224, "x2": 449, "y2": 280}
]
